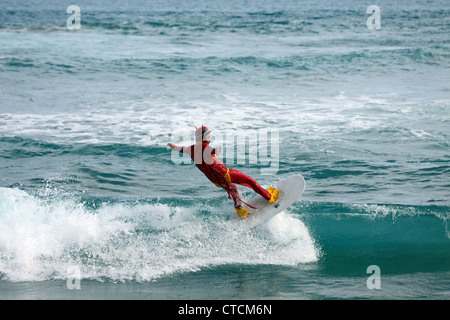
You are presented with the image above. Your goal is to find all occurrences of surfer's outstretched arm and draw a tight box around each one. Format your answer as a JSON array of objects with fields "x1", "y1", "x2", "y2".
[
  {"x1": 167, "y1": 143, "x2": 178, "y2": 150},
  {"x1": 167, "y1": 143, "x2": 187, "y2": 154}
]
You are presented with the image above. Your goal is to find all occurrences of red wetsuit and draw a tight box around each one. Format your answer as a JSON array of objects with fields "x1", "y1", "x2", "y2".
[{"x1": 172, "y1": 142, "x2": 271, "y2": 209}]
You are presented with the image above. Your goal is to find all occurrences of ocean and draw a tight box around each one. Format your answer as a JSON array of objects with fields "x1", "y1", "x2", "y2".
[{"x1": 0, "y1": 0, "x2": 449, "y2": 300}]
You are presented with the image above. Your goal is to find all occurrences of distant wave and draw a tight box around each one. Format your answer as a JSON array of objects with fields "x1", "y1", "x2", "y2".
[{"x1": 1, "y1": 48, "x2": 446, "y2": 79}]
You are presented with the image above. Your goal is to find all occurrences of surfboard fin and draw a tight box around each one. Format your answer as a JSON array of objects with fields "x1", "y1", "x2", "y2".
[{"x1": 267, "y1": 186, "x2": 279, "y2": 204}]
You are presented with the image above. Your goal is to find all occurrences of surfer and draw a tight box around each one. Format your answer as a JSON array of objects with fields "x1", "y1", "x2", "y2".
[{"x1": 168, "y1": 126, "x2": 279, "y2": 218}]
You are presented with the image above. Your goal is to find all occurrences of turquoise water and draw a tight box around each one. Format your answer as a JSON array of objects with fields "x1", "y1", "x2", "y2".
[{"x1": 0, "y1": 0, "x2": 449, "y2": 299}]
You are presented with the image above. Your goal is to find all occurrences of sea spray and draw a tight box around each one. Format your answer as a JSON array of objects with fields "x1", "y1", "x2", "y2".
[{"x1": 0, "y1": 187, "x2": 319, "y2": 282}]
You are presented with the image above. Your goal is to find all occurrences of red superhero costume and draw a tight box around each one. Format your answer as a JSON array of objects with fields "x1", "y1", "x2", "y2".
[{"x1": 169, "y1": 126, "x2": 279, "y2": 218}]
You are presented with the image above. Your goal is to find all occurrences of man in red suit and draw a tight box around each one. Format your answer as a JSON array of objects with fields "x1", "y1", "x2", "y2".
[{"x1": 168, "y1": 126, "x2": 279, "y2": 218}]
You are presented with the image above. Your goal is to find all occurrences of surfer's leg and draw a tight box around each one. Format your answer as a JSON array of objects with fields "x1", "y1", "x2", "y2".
[
  {"x1": 228, "y1": 183, "x2": 250, "y2": 218},
  {"x1": 228, "y1": 183, "x2": 243, "y2": 209},
  {"x1": 228, "y1": 168, "x2": 271, "y2": 201}
]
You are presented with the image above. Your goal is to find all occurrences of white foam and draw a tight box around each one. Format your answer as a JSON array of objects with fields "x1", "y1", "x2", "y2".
[
  {"x1": 2, "y1": 94, "x2": 449, "y2": 148},
  {"x1": 0, "y1": 188, "x2": 132, "y2": 281},
  {"x1": 0, "y1": 187, "x2": 318, "y2": 282}
]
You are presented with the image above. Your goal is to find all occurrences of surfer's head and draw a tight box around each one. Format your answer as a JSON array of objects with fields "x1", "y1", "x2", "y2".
[{"x1": 195, "y1": 125, "x2": 211, "y2": 143}]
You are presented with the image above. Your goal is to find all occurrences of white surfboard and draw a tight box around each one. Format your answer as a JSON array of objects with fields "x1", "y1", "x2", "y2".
[{"x1": 229, "y1": 174, "x2": 306, "y2": 228}]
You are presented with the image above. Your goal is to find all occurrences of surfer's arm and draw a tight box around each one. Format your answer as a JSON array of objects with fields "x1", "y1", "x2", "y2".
[
  {"x1": 168, "y1": 143, "x2": 180, "y2": 151},
  {"x1": 167, "y1": 143, "x2": 188, "y2": 154}
]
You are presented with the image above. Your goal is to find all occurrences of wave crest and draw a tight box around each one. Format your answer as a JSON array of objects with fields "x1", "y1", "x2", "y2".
[{"x1": 0, "y1": 187, "x2": 318, "y2": 282}]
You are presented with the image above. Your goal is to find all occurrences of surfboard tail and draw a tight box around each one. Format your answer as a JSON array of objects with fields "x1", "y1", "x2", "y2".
[{"x1": 231, "y1": 174, "x2": 306, "y2": 227}]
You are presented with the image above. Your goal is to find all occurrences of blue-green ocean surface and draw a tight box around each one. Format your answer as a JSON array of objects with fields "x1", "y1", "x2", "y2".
[{"x1": 0, "y1": 0, "x2": 449, "y2": 299}]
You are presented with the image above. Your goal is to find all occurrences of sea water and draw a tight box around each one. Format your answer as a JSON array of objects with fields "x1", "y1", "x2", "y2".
[{"x1": 0, "y1": 0, "x2": 449, "y2": 299}]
